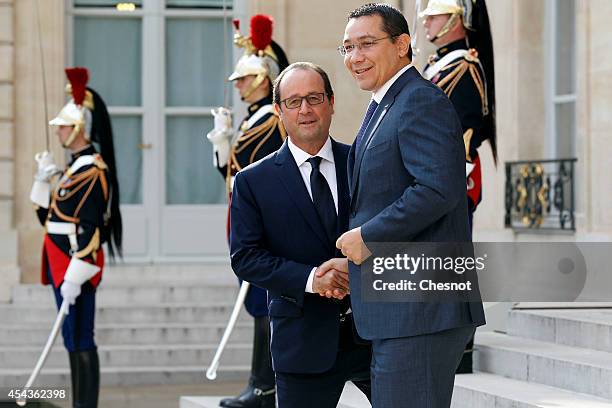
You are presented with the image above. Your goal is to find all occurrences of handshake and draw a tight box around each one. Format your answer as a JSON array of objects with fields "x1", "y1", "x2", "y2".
[{"x1": 313, "y1": 258, "x2": 350, "y2": 300}]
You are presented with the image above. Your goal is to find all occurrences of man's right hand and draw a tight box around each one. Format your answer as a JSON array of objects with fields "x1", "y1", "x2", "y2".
[{"x1": 313, "y1": 258, "x2": 350, "y2": 299}]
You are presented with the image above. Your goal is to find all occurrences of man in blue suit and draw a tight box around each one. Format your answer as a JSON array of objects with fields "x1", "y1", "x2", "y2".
[
  {"x1": 336, "y1": 4, "x2": 486, "y2": 407},
  {"x1": 230, "y1": 62, "x2": 371, "y2": 408}
]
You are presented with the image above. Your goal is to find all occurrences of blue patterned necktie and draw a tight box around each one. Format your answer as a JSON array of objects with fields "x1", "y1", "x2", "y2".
[{"x1": 354, "y1": 100, "x2": 379, "y2": 153}]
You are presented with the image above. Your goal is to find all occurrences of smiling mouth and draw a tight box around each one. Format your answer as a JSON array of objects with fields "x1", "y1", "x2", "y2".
[
  {"x1": 299, "y1": 119, "x2": 317, "y2": 125},
  {"x1": 354, "y1": 67, "x2": 372, "y2": 75}
]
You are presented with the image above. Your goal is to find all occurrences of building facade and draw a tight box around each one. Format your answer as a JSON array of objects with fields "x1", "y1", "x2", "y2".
[{"x1": 0, "y1": 0, "x2": 610, "y2": 299}]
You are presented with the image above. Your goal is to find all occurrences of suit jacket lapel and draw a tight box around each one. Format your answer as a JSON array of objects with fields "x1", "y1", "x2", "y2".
[
  {"x1": 274, "y1": 141, "x2": 331, "y2": 247},
  {"x1": 349, "y1": 66, "x2": 419, "y2": 197}
]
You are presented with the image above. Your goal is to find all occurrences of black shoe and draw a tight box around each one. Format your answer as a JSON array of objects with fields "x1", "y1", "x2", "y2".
[
  {"x1": 69, "y1": 350, "x2": 100, "y2": 408},
  {"x1": 219, "y1": 385, "x2": 275, "y2": 408}
]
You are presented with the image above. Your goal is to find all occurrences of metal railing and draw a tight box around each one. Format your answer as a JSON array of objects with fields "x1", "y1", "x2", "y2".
[{"x1": 504, "y1": 158, "x2": 577, "y2": 231}]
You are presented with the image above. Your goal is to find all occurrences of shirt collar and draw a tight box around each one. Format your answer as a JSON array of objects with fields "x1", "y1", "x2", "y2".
[
  {"x1": 287, "y1": 136, "x2": 334, "y2": 167},
  {"x1": 372, "y1": 63, "x2": 413, "y2": 104}
]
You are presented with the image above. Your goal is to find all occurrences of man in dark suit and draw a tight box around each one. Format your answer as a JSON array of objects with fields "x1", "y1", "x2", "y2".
[
  {"x1": 336, "y1": 4, "x2": 486, "y2": 407},
  {"x1": 230, "y1": 62, "x2": 371, "y2": 408}
]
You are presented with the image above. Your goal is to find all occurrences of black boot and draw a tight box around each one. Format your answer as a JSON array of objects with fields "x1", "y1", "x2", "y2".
[
  {"x1": 69, "y1": 350, "x2": 100, "y2": 407},
  {"x1": 219, "y1": 316, "x2": 275, "y2": 408},
  {"x1": 456, "y1": 335, "x2": 474, "y2": 374}
]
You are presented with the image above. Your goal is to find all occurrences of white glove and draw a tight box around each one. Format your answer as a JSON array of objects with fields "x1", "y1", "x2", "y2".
[
  {"x1": 60, "y1": 280, "x2": 81, "y2": 306},
  {"x1": 34, "y1": 151, "x2": 60, "y2": 182},
  {"x1": 30, "y1": 151, "x2": 60, "y2": 208},
  {"x1": 206, "y1": 107, "x2": 234, "y2": 166}
]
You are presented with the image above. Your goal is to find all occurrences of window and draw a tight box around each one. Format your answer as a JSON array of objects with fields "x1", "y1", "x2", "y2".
[{"x1": 546, "y1": 0, "x2": 576, "y2": 159}]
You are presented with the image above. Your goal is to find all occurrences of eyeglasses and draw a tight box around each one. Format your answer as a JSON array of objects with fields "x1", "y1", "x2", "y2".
[
  {"x1": 280, "y1": 92, "x2": 326, "y2": 110},
  {"x1": 337, "y1": 35, "x2": 396, "y2": 56}
]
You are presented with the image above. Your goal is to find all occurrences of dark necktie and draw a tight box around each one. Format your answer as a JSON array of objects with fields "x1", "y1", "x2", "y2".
[
  {"x1": 354, "y1": 100, "x2": 379, "y2": 154},
  {"x1": 307, "y1": 156, "x2": 337, "y2": 244}
]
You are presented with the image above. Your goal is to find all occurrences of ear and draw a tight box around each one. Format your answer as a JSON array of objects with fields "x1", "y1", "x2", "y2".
[
  {"x1": 274, "y1": 103, "x2": 282, "y2": 116},
  {"x1": 329, "y1": 95, "x2": 335, "y2": 115},
  {"x1": 396, "y1": 33, "x2": 411, "y2": 58}
]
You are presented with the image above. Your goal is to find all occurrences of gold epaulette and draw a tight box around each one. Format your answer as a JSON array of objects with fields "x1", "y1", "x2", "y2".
[{"x1": 436, "y1": 48, "x2": 488, "y2": 115}]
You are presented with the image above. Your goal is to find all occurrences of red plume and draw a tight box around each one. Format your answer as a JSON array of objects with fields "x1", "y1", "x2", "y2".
[
  {"x1": 65, "y1": 67, "x2": 89, "y2": 106},
  {"x1": 233, "y1": 19, "x2": 240, "y2": 31},
  {"x1": 250, "y1": 14, "x2": 273, "y2": 52}
]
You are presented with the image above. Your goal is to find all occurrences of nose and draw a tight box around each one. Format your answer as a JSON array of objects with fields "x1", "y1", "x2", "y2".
[
  {"x1": 298, "y1": 98, "x2": 313, "y2": 114},
  {"x1": 348, "y1": 48, "x2": 365, "y2": 65}
]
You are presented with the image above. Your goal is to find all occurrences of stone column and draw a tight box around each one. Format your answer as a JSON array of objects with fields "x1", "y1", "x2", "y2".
[
  {"x1": 14, "y1": 0, "x2": 65, "y2": 283},
  {"x1": 0, "y1": 0, "x2": 18, "y2": 301}
]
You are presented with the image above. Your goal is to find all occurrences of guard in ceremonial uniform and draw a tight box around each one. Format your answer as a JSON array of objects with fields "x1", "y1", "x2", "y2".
[
  {"x1": 421, "y1": 0, "x2": 496, "y2": 374},
  {"x1": 206, "y1": 15, "x2": 289, "y2": 408},
  {"x1": 29, "y1": 67, "x2": 122, "y2": 408}
]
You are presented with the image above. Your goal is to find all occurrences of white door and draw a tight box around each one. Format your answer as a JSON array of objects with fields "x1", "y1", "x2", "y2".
[{"x1": 69, "y1": 0, "x2": 241, "y2": 262}]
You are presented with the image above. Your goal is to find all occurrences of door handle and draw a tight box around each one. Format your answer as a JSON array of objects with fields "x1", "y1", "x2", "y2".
[{"x1": 138, "y1": 143, "x2": 153, "y2": 150}]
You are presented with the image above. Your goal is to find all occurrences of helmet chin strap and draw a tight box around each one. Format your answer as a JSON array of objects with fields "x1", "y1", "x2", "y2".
[
  {"x1": 62, "y1": 123, "x2": 82, "y2": 149},
  {"x1": 432, "y1": 13, "x2": 460, "y2": 42},
  {"x1": 241, "y1": 73, "x2": 266, "y2": 101}
]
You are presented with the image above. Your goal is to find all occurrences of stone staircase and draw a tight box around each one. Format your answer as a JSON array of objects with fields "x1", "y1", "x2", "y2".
[
  {"x1": 453, "y1": 306, "x2": 612, "y2": 407},
  {"x1": 0, "y1": 263, "x2": 253, "y2": 389}
]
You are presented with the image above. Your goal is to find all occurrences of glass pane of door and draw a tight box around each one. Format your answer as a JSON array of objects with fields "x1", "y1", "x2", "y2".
[
  {"x1": 74, "y1": 17, "x2": 142, "y2": 106},
  {"x1": 112, "y1": 116, "x2": 143, "y2": 204},
  {"x1": 165, "y1": 116, "x2": 225, "y2": 204},
  {"x1": 165, "y1": 18, "x2": 231, "y2": 107}
]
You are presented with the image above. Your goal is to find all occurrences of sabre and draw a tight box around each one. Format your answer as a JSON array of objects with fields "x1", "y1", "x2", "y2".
[
  {"x1": 34, "y1": 0, "x2": 51, "y2": 151},
  {"x1": 206, "y1": 281, "x2": 250, "y2": 380},
  {"x1": 16, "y1": 299, "x2": 69, "y2": 407}
]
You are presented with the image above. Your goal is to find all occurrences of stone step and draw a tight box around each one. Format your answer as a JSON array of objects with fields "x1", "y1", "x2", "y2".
[
  {"x1": 0, "y1": 303, "x2": 249, "y2": 324},
  {"x1": 452, "y1": 372, "x2": 612, "y2": 408},
  {"x1": 508, "y1": 308, "x2": 612, "y2": 353},
  {"x1": 0, "y1": 343, "x2": 251, "y2": 369},
  {"x1": 0, "y1": 364, "x2": 249, "y2": 388},
  {"x1": 180, "y1": 382, "x2": 372, "y2": 408},
  {"x1": 475, "y1": 332, "x2": 612, "y2": 400},
  {"x1": 10, "y1": 284, "x2": 240, "y2": 305},
  {"x1": 101, "y1": 263, "x2": 236, "y2": 285},
  {"x1": 0, "y1": 321, "x2": 253, "y2": 346}
]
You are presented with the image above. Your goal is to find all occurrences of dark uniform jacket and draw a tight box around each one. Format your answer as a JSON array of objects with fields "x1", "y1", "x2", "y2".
[
  {"x1": 36, "y1": 145, "x2": 109, "y2": 288},
  {"x1": 425, "y1": 39, "x2": 489, "y2": 208}
]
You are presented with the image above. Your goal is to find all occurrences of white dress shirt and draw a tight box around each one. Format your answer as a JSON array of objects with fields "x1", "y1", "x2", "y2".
[{"x1": 287, "y1": 136, "x2": 338, "y2": 293}]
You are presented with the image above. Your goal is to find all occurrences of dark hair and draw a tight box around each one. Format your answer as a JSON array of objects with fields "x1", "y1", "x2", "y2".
[
  {"x1": 272, "y1": 62, "x2": 334, "y2": 107},
  {"x1": 348, "y1": 3, "x2": 412, "y2": 59}
]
